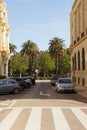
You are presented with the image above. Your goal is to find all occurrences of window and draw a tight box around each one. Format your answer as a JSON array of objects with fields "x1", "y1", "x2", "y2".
[
  {"x1": 77, "y1": 36, "x2": 80, "y2": 42},
  {"x1": 59, "y1": 79, "x2": 72, "y2": 83},
  {"x1": 81, "y1": 32, "x2": 85, "y2": 38},
  {"x1": 74, "y1": 76, "x2": 76, "y2": 83},
  {"x1": 78, "y1": 51, "x2": 80, "y2": 70},
  {"x1": 82, "y1": 78, "x2": 85, "y2": 86},
  {"x1": 8, "y1": 80, "x2": 16, "y2": 84},
  {"x1": 0, "y1": 80, "x2": 7, "y2": 85},
  {"x1": 78, "y1": 77, "x2": 80, "y2": 84},
  {"x1": 0, "y1": 81, "x2": 4, "y2": 85},
  {"x1": 86, "y1": 28, "x2": 87, "y2": 34},
  {"x1": 82, "y1": 48, "x2": 85, "y2": 70},
  {"x1": 74, "y1": 53, "x2": 76, "y2": 70}
]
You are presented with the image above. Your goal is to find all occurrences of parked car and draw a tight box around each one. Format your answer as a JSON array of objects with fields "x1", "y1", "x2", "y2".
[
  {"x1": 26, "y1": 76, "x2": 35, "y2": 85},
  {"x1": 56, "y1": 78, "x2": 75, "y2": 92},
  {"x1": 0, "y1": 79, "x2": 23, "y2": 94},
  {"x1": 50, "y1": 77, "x2": 58, "y2": 86},
  {"x1": 15, "y1": 77, "x2": 32, "y2": 88}
]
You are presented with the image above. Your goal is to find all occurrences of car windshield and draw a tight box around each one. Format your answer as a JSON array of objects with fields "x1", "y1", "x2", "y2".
[
  {"x1": 59, "y1": 79, "x2": 72, "y2": 83},
  {"x1": 52, "y1": 77, "x2": 58, "y2": 80}
]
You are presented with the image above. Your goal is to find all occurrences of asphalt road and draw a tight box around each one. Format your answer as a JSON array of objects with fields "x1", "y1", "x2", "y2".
[{"x1": 0, "y1": 80, "x2": 87, "y2": 130}]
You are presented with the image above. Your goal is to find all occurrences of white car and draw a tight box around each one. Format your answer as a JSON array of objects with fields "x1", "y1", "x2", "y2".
[{"x1": 56, "y1": 78, "x2": 75, "y2": 92}]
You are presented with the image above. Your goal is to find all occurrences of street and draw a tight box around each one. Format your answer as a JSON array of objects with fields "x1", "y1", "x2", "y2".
[{"x1": 0, "y1": 80, "x2": 87, "y2": 130}]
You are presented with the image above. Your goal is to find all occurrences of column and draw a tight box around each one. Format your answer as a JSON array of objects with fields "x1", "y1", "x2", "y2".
[
  {"x1": 73, "y1": 12, "x2": 76, "y2": 41},
  {"x1": 77, "y1": 6, "x2": 79, "y2": 37},
  {"x1": 6, "y1": 32, "x2": 9, "y2": 50},
  {"x1": 84, "y1": 0, "x2": 87, "y2": 32},
  {"x1": 80, "y1": 0, "x2": 84, "y2": 34},
  {"x1": 2, "y1": 30, "x2": 6, "y2": 50}
]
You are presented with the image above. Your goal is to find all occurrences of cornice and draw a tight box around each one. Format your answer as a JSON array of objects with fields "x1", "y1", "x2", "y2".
[
  {"x1": 70, "y1": 35, "x2": 87, "y2": 52},
  {"x1": 72, "y1": 0, "x2": 77, "y2": 10}
]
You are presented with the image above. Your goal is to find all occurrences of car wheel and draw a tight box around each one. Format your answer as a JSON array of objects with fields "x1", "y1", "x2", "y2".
[{"x1": 13, "y1": 88, "x2": 20, "y2": 94}]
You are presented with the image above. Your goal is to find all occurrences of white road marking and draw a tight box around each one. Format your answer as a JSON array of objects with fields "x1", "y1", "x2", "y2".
[
  {"x1": 52, "y1": 107, "x2": 71, "y2": 130},
  {"x1": 0, "y1": 108, "x2": 2, "y2": 112},
  {"x1": 0, "y1": 103, "x2": 9, "y2": 106},
  {"x1": 8, "y1": 100, "x2": 16, "y2": 108},
  {"x1": 25, "y1": 107, "x2": 41, "y2": 130},
  {"x1": 71, "y1": 108, "x2": 87, "y2": 129},
  {"x1": 40, "y1": 91, "x2": 50, "y2": 97},
  {"x1": 0, "y1": 106, "x2": 87, "y2": 109},
  {"x1": 0, "y1": 108, "x2": 22, "y2": 130},
  {"x1": 0, "y1": 107, "x2": 87, "y2": 129}
]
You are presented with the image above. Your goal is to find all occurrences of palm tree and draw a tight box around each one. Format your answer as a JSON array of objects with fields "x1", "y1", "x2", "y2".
[
  {"x1": 21, "y1": 40, "x2": 38, "y2": 76},
  {"x1": 9, "y1": 43, "x2": 17, "y2": 76},
  {"x1": 48, "y1": 37, "x2": 65, "y2": 77},
  {"x1": 9, "y1": 43, "x2": 17, "y2": 55}
]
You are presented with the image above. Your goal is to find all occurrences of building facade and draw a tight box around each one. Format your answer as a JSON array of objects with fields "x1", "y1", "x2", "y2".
[
  {"x1": 70, "y1": 0, "x2": 87, "y2": 87},
  {"x1": 0, "y1": 0, "x2": 10, "y2": 77}
]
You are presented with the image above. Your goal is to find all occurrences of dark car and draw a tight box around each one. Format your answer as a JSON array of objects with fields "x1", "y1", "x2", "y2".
[
  {"x1": 50, "y1": 77, "x2": 58, "y2": 86},
  {"x1": 26, "y1": 76, "x2": 35, "y2": 85},
  {"x1": 0, "y1": 79, "x2": 22, "y2": 94},
  {"x1": 15, "y1": 77, "x2": 32, "y2": 88}
]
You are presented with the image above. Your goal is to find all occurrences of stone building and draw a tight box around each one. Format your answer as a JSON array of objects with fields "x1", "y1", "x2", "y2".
[
  {"x1": 70, "y1": 0, "x2": 87, "y2": 87},
  {"x1": 0, "y1": 0, "x2": 10, "y2": 77}
]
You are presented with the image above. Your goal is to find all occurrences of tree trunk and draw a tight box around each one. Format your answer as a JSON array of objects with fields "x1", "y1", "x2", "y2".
[{"x1": 56, "y1": 55, "x2": 58, "y2": 77}]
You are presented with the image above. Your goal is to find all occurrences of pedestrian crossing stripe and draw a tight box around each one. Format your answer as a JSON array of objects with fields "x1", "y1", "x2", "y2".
[
  {"x1": 71, "y1": 108, "x2": 87, "y2": 129},
  {"x1": 0, "y1": 108, "x2": 22, "y2": 130},
  {"x1": 25, "y1": 108, "x2": 41, "y2": 130},
  {"x1": 0, "y1": 107, "x2": 87, "y2": 130},
  {"x1": 52, "y1": 108, "x2": 71, "y2": 130}
]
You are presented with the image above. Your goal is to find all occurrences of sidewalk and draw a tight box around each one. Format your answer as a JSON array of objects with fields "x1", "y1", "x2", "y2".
[{"x1": 75, "y1": 85, "x2": 87, "y2": 99}]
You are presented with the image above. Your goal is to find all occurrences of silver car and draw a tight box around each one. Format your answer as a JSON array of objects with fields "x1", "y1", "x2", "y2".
[
  {"x1": 0, "y1": 79, "x2": 22, "y2": 94},
  {"x1": 56, "y1": 78, "x2": 75, "y2": 92}
]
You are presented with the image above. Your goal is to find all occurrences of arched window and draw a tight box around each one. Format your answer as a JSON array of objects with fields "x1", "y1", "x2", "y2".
[
  {"x1": 78, "y1": 51, "x2": 80, "y2": 70},
  {"x1": 82, "y1": 48, "x2": 85, "y2": 70},
  {"x1": 82, "y1": 78, "x2": 85, "y2": 86}
]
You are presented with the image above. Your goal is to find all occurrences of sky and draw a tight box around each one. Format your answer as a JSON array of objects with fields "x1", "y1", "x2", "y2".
[{"x1": 4, "y1": 0, "x2": 74, "y2": 52}]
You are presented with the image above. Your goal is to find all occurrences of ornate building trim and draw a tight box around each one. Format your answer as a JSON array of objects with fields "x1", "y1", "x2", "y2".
[{"x1": 0, "y1": 0, "x2": 10, "y2": 77}]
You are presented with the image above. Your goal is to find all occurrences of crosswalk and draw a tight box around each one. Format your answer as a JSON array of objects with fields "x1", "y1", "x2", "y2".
[{"x1": 0, "y1": 107, "x2": 87, "y2": 130}]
